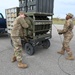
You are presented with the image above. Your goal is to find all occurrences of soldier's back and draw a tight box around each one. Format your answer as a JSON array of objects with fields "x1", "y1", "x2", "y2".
[{"x1": 11, "y1": 16, "x2": 22, "y2": 36}]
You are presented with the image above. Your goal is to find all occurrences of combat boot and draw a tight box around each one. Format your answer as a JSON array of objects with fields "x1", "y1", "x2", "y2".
[
  {"x1": 11, "y1": 56, "x2": 17, "y2": 62},
  {"x1": 18, "y1": 61, "x2": 28, "y2": 69},
  {"x1": 66, "y1": 51, "x2": 74, "y2": 60},
  {"x1": 57, "y1": 50, "x2": 65, "y2": 55}
]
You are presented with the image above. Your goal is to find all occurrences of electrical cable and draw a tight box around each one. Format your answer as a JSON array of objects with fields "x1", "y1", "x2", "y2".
[{"x1": 53, "y1": 24, "x2": 71, "y2": 75}]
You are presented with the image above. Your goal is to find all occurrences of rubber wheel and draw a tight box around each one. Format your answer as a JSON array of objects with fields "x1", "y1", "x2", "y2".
[
  {"x1": 25, "y1": 43, "x2": 35, "y2": 55},
  {"x1": 42, "y1": 39, "x2": 50, "y2": 49}
]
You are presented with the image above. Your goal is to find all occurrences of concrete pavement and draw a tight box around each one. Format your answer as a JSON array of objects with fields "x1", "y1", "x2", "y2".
[{"x1": 0, "y1": 25, "x2": 75, "y2": 75}]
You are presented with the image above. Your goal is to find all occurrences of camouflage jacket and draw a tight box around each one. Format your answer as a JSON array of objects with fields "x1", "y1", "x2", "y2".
[
  {"x1": 58, "y1": 19, "x2": 74, "y2": 36},
  {"x1": 11, "y1": 16, "x2": 29, "y2": 37}
]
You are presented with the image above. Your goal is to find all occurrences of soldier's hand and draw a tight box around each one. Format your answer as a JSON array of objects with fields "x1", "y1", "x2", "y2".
[
  {"x1": 57, "y1": 29, "x2": 62, "y2": 35},
  {"x1": 58, "y1": 33, "x2": 62, "y2": 35}
]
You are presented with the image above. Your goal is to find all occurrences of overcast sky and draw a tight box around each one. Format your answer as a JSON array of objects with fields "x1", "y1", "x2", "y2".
[
  {"x1": 0, "y1": 0, "x2": 75, "y2": 18},
  {"x1": 54, "y1": 0, "x2": 75, "y2": 18}
]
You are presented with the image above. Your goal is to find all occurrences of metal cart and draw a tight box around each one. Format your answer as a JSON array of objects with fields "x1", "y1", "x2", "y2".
[{"x1": 21, "y1": 12, "x2": 53, "y2": 55}]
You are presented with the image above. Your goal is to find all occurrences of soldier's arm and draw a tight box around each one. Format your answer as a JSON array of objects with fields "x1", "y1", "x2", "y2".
[
  {"x1": 58, "y1": 20, "x2": 71, "y2": 34},
  {"x1": 19, "y1": 17, "x2": 29, "y2": 28}
]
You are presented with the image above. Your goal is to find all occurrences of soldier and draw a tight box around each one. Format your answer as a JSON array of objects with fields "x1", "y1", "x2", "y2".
[
  {"x1": 11, "y1": 11, "x2": 29, "y2": 68},
  {"x1": 57, "y1": 13, "x2": 74, "y2": 60}
]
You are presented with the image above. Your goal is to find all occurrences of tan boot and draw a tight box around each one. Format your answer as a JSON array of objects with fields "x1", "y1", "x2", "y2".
[
  {"x1": 66, "y1": 52, "x2": 74, "y2": 60},
  {"x1": 57, "y1": 50, "x2": 65, "y2": 55},
  {"x1": 18, "y1": 61, "x2": 28, "y2": 68},
  {"x1": 11, "y1": 56, "x2": 17, "y2": 62}
]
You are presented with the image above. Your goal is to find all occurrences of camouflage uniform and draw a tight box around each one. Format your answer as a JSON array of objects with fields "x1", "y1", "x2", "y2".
[
  {"x1": 11, "y1": 16, "x2": 29, "y2": 62},
  {"x1": 57, "y1": 13, "x2": 74, "y2": 60},
  {"x1": 58, "y1": 18, "x2": 74, "y2": 52}
]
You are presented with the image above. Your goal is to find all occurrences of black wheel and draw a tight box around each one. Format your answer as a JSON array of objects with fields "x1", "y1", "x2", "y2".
[
  {"x1": 25, "y1": 43, "x2": 35, "y2": 55},
  {"x1": 42, "y1": 39, "x2": 50, "y2": 49}
]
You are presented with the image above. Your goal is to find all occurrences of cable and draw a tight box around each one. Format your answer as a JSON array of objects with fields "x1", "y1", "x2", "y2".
[
  {"x1": 53, "y1": 24, "x2": 71, "y2": 75},
  {"x1": 58, "y1": 55, "x2": 71, "y2": 75},
  {"x1": 53, "y1": 25, "x2": 63, "y2": 45}
]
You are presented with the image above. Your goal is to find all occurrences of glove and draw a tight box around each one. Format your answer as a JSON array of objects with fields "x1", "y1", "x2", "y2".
[
  {"x1": 57, "y1": 29, "x2": 62, "y2": 35},
  {"x1": 58, "y1": 33, "x2": 62, "y2": 35}
]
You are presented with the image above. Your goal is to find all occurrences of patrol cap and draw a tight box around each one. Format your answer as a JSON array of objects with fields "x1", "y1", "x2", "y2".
[
  {"x1": 66, "y1": 13, "x2": 73, "y2": 18},
  {"x1": 19, "y1": 11, "x2": 27, "y2": 15}
]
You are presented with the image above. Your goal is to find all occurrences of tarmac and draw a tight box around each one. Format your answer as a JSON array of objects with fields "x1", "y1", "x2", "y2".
[{"x1": 0, "y1": 25, "x2": 75, "y2": 75}]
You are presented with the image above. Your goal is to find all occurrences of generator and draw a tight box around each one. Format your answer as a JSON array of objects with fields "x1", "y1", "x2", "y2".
[{"x1": 21, "y1": 12, "x2": 53, "y2": 55}]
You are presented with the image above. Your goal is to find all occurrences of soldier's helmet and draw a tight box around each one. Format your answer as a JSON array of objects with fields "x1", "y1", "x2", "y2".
[{"x1": 66, "y1": 13, "x2": 73, "y2": 18}]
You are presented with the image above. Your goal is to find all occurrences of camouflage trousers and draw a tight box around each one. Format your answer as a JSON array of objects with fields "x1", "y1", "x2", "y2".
[
  {"x1": 11, "y1": 36, "x2": 22, "y2": 62},
  {"x1": 62, "y1": 35, "x2": 73, "y2": 52}
]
